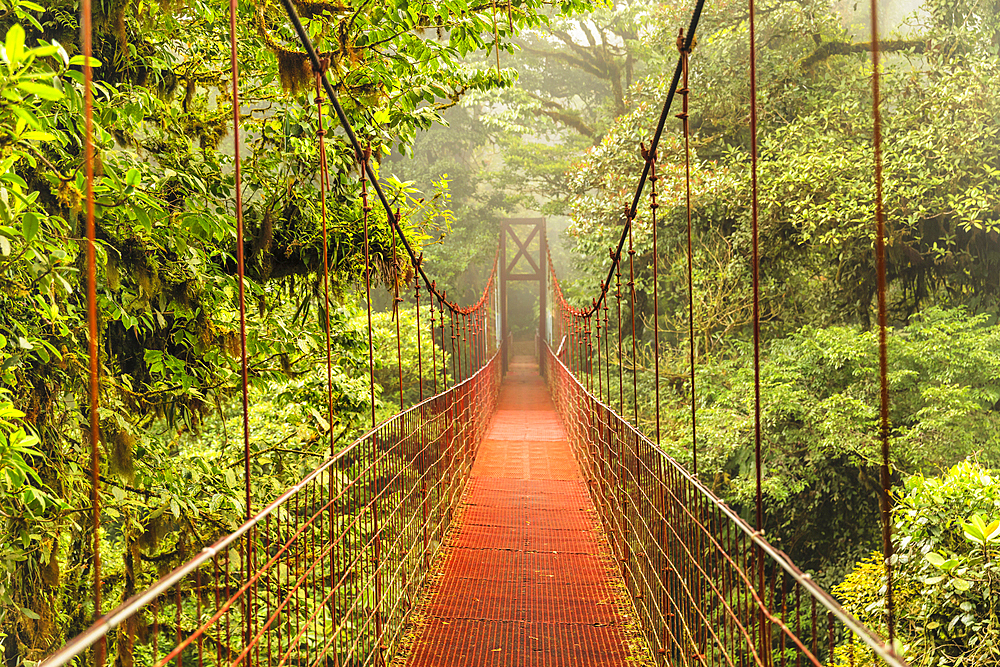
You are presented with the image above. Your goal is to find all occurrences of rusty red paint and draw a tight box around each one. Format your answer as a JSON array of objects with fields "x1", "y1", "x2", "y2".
[{"x1": 402, "y1": 358, "x2": 641, "y2": 666}]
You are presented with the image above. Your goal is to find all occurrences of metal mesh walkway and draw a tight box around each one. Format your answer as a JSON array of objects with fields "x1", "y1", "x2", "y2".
[{"x1": 397, "y1": 356, "x2": 647, "y2": 666}]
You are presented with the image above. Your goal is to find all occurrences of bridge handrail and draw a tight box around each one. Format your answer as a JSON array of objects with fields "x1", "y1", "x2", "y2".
[
  {"x1": 42, "y1": 342, "x2": 506, "y2": 667},
  {"x1": 543, "y1": 342, "x2": 908, "y2": 667}
]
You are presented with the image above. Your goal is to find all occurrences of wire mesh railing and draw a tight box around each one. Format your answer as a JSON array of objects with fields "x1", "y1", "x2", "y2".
[
  {"x1": 543, "y1": 344, "x2": 907, "y2": 667},
  {"x1": 42, "y1": 342, "x2": 503, "y2": 667}
]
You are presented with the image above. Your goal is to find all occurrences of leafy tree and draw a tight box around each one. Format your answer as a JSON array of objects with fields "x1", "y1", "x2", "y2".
[
  {"x1": 0, "y1": 0, "x2": 584, "y2": 657},
  {"x1": 554, "y1": 0, "x2": 1000, "y2": 592},
  {"x1": 564, "y1": 0, "x2": 1000, "y2": 336},
  {"x1": 626, "y1": 308, "x2": 1000, "y2": 578},
  {"x1": 835, "y1": 460, "x2": 1000, "y2": 667},
  {"x1": 384, "y1": 105, "x2": 507, "y2": 305}
]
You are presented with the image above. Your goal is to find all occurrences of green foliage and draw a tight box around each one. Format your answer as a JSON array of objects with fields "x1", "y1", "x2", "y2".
[
  {"x1": 0, "y1": 0, "x2": 567, "y2": 656},
  {"x1": 835, "y1": 461, "x2": 1000, "y2": 667},
  {"x1": 593, "y1": 308, "x2": 1000, "y2": 580},
  {"x1": 371, "y1": 305, "x2": 451, "y2": 413},
  {"x1": 0, "y1": 388, "x2": 59, "y2": 515},
  {"x1": 555, "y1": 0, "x2": 1000, "y2": 640},
  {"x1": 564, "y1": 0, "x2": 1000, "y2": 344}
]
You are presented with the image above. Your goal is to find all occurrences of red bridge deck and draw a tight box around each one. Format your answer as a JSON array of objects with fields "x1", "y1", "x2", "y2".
[{"x1": 397, "y1": 357, "x2": 649, "y2": 666}]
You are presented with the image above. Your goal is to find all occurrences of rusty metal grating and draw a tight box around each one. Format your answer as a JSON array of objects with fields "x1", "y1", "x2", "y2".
[
  {"x1": 399, "y1": 357, "x2": 645, "y2": 666},
  {"x1": 461, "y1": 506, "x2": 594, "y2": 531},
  {"x1": 403, "y1": 619, "x2": 631, "y2": 667}
]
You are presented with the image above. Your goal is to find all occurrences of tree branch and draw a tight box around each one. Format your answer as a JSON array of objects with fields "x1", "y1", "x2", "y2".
[
  {"x1": 526, "y1": 96, "x2": 595, "y2": 137},
  {"x1": 801, "y1": 39, "x2": 924, "y2": 68}
]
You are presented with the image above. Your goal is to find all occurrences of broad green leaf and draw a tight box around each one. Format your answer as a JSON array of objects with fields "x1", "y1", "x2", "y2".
[
  {"x1": 67, "y1": 55, "x2": 102, "y2": 67},
  {"x1": 987, "y1": 519, "x2": 1000, "y2": 542},
  {"x1": 952, "y1": 578, "x2": 972, "y2": 592},
  {"x1": 21, "y1": 211, "x2": 37, "y2": 242},
  {"x1": 962, "y1": 514, "x2": 988, "y2": 543},
  {"x1": 28, "y1": 45, "x2": 59, "y2": 58},
  {"x1": 5, "y1": 25, "x2": 25, "y2": 65},
  {"x1": 17, "y1": 81, "x2": 62, "y2": 101},
  {"x1": 924, "y1": 551, "x2": 945, "y2": 568},
  {"x1": 21, "y1": 131, "x2": 55, "y2": 142},
  {"x1": 1, "y1": 173, "x2": 27, "y2": 188},
  {"x1": 130, "y1": 203, "x2": 151, "y2": 232}
]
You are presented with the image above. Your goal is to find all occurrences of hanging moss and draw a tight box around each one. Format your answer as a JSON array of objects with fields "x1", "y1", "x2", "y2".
[
  {"x1": 155, "y1": 70, "x2": 179, "y2": 101},
  {"x1": 218, "y1": 330, "x2": 241, "y2": 358},
  {"x1": 101, "y1": 418, "x2": 137, "y2": 482},
  {"x1": 275, "y1": 48, "x2": 313, "y2": 96},
  {"x1": 40, "y1": 545, "x2": 59, "y2": 589},
  {"x1": 136, "y1": 514, "x2": 172, "y2": 552},
  {"x1": 106, "y1": 253, "x2": 121, "y2": 291},
  {"x1": 291, "y1": 0, "x2": 348, "y2": 19},
  {"x1": 167, "y1": 278, "x2": 200, "y2": 310}
]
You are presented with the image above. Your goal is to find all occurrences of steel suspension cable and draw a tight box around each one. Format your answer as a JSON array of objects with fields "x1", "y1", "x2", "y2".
[
  {"x1": 361, "y1": 146, "x2": 377, "y2": 428},
  {"x1": 439, "y1": 298, "x2": 447, "y2": 387},
  {"x1": 469, "y1": 312, "x2": 475, "y2": 377},
  {"x1": 227, "y1": 0, "x2": 250, "y2": 526},
  {"x1": 648, "y1": 146, "x2": 662, "y2": 444},
  {"x1": 586, "y1": 315, "x2": 594, "y2": 394},
  {"x1": 392, "y1": 213, "x2": 404, "y2": 410},
  {"x1": 80, "y1": 0, "x2": 104, "y2": 661},
  {"x1": 314, "y1": 70, "x2": 337, "y2": 457},
  {"x1": 869, "y1": 0, "x2": 895, "y2": 643},
  {"x1": 615, "y1": 255, "x2": 624, "y2": 413},
  {"x1": 596, "y1": 305, "x2": 603, "y2": 403},
  {"x1": 312, "y1": 70, "x2": 339, "y2": 667},
  {"x1": 225, "y1": 0, "x2": 255, "y2": 652},
  {"x1": 577, "y1": 318, "x2": 583, "y2": 375},
  {"x1": 603, "y1": 299, "x2": 611, "y2": 409},
  {"x1": 415, "y1": 274, "x2": 424, "y2": 402},
  {"x1": 747, "y1": 0, "x2": 768, "y2": 657},
  {"x1": 463, "y1": 313, "x2": 470, "y2": 381},
  {"x1": 472, "y1": 312, "x2": 478, "y2": 372},
  {"x1": 450, "y1": 308, "x2": 458, "y2": 384},
  {"x1": 567, "y1": 315, "x2": 573, "y2": 370},
  {"x1": 679, "y1": 34, "x2": 699, "y2": 476},
  {"x1": 626, "y1": 211, "x2": 639, "y2": 425},
  {"x1": 458, "y1": 313, "x2": 464, "y2": 381},
  {"x1": 431, "y1": 283, "x2": 439, "y2": 394},
  {"x1": 578, "y1": 317, "x2": 583, "y2": 376}
]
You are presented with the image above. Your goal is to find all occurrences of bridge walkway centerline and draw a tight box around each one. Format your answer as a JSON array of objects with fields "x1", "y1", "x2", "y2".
[{"x1": 395, "y1": 355, "x2": 651, "y2": 666}]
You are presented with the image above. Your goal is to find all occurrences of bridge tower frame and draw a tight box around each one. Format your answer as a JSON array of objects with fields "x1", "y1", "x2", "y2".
[{"x1": 500, "y1": 217, "x2": 547, "y2": 374}]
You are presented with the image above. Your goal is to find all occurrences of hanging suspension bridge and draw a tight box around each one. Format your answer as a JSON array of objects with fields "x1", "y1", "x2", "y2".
[{"x1": 39, "y1": 0, "x2": 910, "y2": 663}]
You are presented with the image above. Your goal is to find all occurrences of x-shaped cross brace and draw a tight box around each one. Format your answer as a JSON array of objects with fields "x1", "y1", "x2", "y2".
[{"x1": 505, "y1": 224, "x2": 541, "y2": 277}]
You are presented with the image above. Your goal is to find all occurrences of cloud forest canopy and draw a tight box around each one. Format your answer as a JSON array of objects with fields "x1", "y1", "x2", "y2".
[
  {"x1": 3, "y1": 0, "x2": 1000, "y2": 662},
  {"x1": 0, "y1": 0, "x2": 591, "y2": 659}
]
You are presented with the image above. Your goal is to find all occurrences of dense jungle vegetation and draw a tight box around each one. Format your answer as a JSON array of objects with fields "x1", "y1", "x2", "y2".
[{"x1": 0, "y1": 0, "x2": 998, "y2": 663}]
